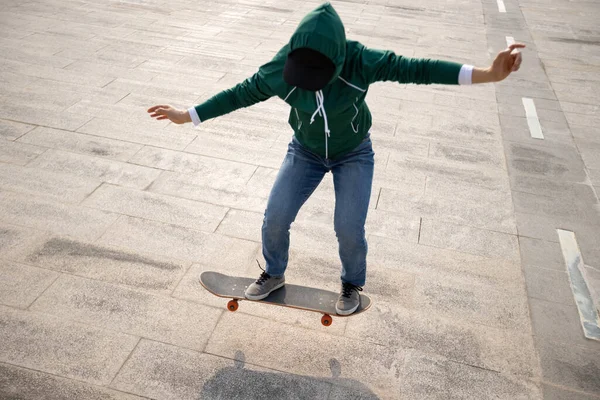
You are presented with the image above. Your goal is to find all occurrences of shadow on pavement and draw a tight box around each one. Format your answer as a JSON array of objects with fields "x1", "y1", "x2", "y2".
[{"x1": 201, "y1": 351, "x2": 380, "y2": 399}]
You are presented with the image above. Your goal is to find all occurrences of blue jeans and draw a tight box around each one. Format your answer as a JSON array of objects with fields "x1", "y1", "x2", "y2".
[{"x1": 262, "y1": 135, "x2": 374, "y2": 286}]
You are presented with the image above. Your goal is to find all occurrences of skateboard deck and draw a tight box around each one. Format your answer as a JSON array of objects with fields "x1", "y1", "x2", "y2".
[{"x1": 199, "y1": 271, "x2": 371, "y2": 326}]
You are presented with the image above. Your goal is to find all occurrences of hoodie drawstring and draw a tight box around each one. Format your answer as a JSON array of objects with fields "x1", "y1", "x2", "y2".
[{"x1": 310, "y1": 90, "x2": 330, "y2": 159}]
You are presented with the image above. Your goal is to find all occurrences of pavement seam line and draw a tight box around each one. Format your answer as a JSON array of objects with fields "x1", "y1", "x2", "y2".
[
  {"x1": 108, "y1": 337, "x2": 143, "y2": 387},
  {"x1": 24, "y1": 272, "x2": 62, "y2": 311}
]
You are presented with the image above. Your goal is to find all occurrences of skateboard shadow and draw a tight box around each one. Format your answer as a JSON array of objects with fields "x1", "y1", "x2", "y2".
[{"x1": 200, "y1": 351, "x2": 380, "y2": 399}]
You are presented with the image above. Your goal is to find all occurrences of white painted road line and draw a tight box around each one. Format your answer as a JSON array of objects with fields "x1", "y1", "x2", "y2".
[
  {"x1": 557, "y1": 229, "x2": 600, "y2": 341},
  {"x1": 506, "y1": 36, "x2": 515, "y2": 46},
  {"x1": 522, "y1": 98, "x2": 544, "y2": 139},
  {"x1": 497, "y1": 0, "x2": 506, "y2": 13}
]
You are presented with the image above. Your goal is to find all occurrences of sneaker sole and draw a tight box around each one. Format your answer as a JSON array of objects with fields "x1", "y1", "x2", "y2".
[
  {"x1": 335, "y1": 302, "x2": 360, "y2": 316},
  {"x1": 244, "y1": 282, "x2": 285, "y2": 301}
]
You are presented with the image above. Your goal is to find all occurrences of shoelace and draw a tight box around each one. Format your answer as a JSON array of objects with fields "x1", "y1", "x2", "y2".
[
  {"x1": 254, "y1": 260, "x2": 270, "y2": 285},
  {"x1": 256, "y1": 271, "x2": 271, "y2": 286},
  {"x1": 341, "y1": 282, "x2": 363, "y2": 298}
]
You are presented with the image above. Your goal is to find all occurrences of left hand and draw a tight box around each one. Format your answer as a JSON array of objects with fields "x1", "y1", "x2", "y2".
[{"x1": 489, "y1": 43, "x2": 525, "y2": 82}]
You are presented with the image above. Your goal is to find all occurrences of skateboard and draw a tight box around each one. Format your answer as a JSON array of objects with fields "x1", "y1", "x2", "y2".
[{"x1": 199, "y1": 271, "x2": 372, "y2": 326}]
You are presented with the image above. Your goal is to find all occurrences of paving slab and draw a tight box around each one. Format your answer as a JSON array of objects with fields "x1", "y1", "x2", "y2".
[
  {"x1": 0, "y1": 138, "x2": 45, "y2": 165},
  {"x1": 0, "y1": 103, "x2": 92, "y2": 131},
  {"x1": 369, "y1": 234, "x2": 523, "y2": 282},
  {"x1": 542, "y1": 385, "x2": 600, "y2": 400},
  {"x1": 128, "y1": 145, "x2": 258, "y2": 177},
  {"x1": 83, "y1": 183, "x2": 228, "y2": 232},
  {"x1": 0, "y1": 162, "x2": 101, "y2": 203},
  {"x1": 365, "y1": 209, "x2": 421, "y2": 243},
  {"x1": 184, "y1": 129, "x2": 285, "y2": 169},
  {"x1": 206, "y1": 312, "x2": 403, "y2": 398},
  {"x1": 537, "y1": 340, "x2": 600, "y2": 395},
  {"x1": 30, "y1": 274, "x2": 221, "y2": 351},
  {"x1": 512, "y1": 189, "x2": 600, "y2": 224},
  {"x1": 523, "y1": 264, "x2": 574, "y2": 305},
  {"x1": 216, "y1": 208, "x2": 263, "y2": 242},
  {"x1": 98, "y1": 215, "x2": 260, "y2": 266},
  {"x1": 413, "y1": 267, "x2": 530, "y2": 331},
  {"x1": 419, "y1": 218, "x2": 520, "y2": 262},
  {"x1": 77, "y1": 117, "x2": 194, "y2": 151},
  {"x1": 0, "y1": 305, "x2": 138, "y2": 386},
  {"x1": 17, "y1": 126, "x2": 144, "y2": 162},
  {"x1": 0, "y1": 119, "x2": 35, "y2": 140},
  {"x1": 529, "y1": 297, "x2": 600, "y2": 350},
  {"x1": 149, "y1": 171, "x2": 268, "y2": 212},
  {"x1": 0, "y1": 190, "x2": 118, "y2": 241},
  {"x1": 399, "y1": 349, "x2": 542, "y2": 400},
  {"x1": 111, "y1": 339, "x2": 333, "y2": 400},
  {"x1": 0, "y1": 363, "x2": 146, "y2": 400},
  {"x1": 0, "y1": 261, "x2": 58, "y2": 309},
  {"x1": 28, "y1": 149, "x2": 162, "y2": 190},
  {"x1": 21, "y1": 235, "x2": 189, "y2": 293},
  {"x1": 346, "y1": 303, "x2": 538, "y2": 378},
  {"x1": 377, "y1": 185, "x2": 516, "y2": 235}
]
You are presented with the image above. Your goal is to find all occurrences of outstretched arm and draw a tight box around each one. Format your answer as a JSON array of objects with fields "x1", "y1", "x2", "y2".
[
  {"x1": 362, "y1": 43, "x2": 525, "y2": 85},
  {"x1": 148, "y1": 69, "x2": 277, "y2": 125}
]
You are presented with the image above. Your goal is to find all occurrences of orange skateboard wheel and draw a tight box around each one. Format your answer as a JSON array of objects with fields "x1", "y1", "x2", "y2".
[
  {"x1": 227, "y1": 299, "x2": 239, "y2": 312},
  {"x1": 321, "y1": 314, "x2": 332, "y2": 326}
]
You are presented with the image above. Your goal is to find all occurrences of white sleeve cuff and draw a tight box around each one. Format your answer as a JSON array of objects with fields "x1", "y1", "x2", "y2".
[
  {"x1": 458, "y1": 64, "x2": 474, "y2": 85},
  {"x1": 188, "y1": 107, "x2": 201, "y2": 126}
]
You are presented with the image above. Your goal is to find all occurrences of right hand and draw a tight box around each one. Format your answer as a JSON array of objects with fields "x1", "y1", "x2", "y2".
[{"x1": 147, "y1": 104, "x2": 191, "y2": 124}]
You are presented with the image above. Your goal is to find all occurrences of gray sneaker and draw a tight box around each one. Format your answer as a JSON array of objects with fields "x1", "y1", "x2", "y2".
[
  {"x1": 245, "y1": 271, "x2": 285, "y2": 300},
  {"x1": 335, "y1": 282, "x2": 363, "y2": 315}
]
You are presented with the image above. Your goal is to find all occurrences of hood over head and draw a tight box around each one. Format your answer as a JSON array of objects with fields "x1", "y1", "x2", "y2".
[{"x1": 283, "y1": 3, "x2": 346, "y2": 91}]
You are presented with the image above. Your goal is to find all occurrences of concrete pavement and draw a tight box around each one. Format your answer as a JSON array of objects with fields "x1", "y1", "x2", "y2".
[{"x1": 0, "y1": 0, "x2": 599, "y2": 398}]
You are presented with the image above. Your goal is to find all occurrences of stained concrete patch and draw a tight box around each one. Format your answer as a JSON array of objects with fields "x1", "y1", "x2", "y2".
[
  {"x1": 507, "y1": 142, "x2": 587, "y2": 182},
  {"x1": 26, "y1": 236, "x2": 188, "y2": 293},
  {"x1": 17, "y1": 126, "x2": 144, "y2": 161}
]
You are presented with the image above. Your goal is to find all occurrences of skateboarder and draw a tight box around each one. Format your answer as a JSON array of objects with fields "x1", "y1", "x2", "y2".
[{"x1": 148, "y1": 3, "x2": 524, "y2": 315}]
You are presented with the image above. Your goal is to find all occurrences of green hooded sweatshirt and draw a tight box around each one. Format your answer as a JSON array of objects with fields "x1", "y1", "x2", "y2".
[{"x1": 194, "y1": 2, "x2": 464, "y2": 160}]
